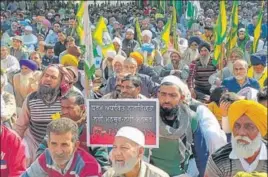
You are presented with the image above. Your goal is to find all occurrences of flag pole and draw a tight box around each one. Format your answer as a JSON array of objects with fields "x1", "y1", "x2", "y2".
[
  {"x1": 220, "y1": 43, "x2": 225, "y2": 80},
  {"x1": 83, "y1": 1, "x2": 93, "y2": 99}
]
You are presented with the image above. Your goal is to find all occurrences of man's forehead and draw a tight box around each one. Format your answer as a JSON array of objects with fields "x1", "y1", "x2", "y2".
[
  {"x1": 235, "y1": 114, "x2": 255, "y2": 125},
  {"x1": 159, "y1": 84, "x2": 179, "y2": 92},
  {"x1": 44, "y1": 66, "x2": 60, "y2": 75}
]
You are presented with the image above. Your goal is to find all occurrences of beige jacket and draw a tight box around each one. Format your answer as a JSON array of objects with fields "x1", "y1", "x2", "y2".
[{"x1": 102, "y1": 161, "x2": 169, "y2": 177}]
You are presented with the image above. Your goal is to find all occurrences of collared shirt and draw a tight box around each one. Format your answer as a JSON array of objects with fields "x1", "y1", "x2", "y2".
[
  {"x1": 102, "y1": 161, "x2": 169, "y2": 177},
  {"x1": 222, "y1": 76, "x2": 260, "y2": 93},
  {"x1": 229, "y1": 142, "x2": 267, "y2": 172}
]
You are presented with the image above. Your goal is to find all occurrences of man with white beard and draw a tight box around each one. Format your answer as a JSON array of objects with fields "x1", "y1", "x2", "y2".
[
  {"x1": 181, "y1": 36, "x2": 201, "y2": 66},
  {"x1": 187, "y1": 42, "x2": 217, "y2": 102},
  {"x1": 209, "y1": 47, "x2": 244, "y2": 92},
  {"x1": 13, "y1": 60, "x2": 41, "y2": 112},
  {"x1": 222, "y1": 60, "x2": 260, "y2": 93},
  {"x1": 102, "y1": 126, "x2": 169, "y2": 177},
  {"x1": 205, "y1": 100, "x2": 267, "y2": 176},
  {"x1": 247, "y1": 53, "x2": 267, "y2": 89}
]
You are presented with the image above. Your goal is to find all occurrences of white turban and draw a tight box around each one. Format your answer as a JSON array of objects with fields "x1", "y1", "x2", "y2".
[
  {"x1": 126, "y1": 28, "x2": 135, "y2": 34},
  {"x1": 141, "y1": 30, "x2": 152, "y2": 39},
  {"x1": 106, "y1": 50, "x2": 116, "y2": 58},
  {"x1": 112, "y1": 37, "x2": 122, "y2": 46},
  {"x1": 112, "y1": 55, "x2": 125, "y2": 67}
]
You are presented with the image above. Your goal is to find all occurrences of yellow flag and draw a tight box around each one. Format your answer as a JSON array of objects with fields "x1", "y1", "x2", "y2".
[
  {"x1": 93, "y1": 17, "x2": 108, "y2": 46},
  {"x1": 252, "y1": 1, "x2": 264, "y2": 53}
]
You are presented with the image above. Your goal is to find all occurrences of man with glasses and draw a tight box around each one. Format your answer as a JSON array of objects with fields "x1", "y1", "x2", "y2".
[
  {"x1": 222, "y1": 60, "x2": 260, "y2": 93},
  {"x1": 119, "y1": 74, "x2": 146, "y2": 99},
  {"x1": 209, "y1": 47, "x2": 245, "y2": 92}
]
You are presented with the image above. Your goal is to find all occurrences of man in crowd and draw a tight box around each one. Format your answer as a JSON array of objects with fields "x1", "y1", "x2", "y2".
[
  {"x1": 9, "y1": 35, "x2": 29, "y2": 61},
  {"x1": 54, "y1": 30, "x2": 66, "y2": 56},
  {"x1": 14, "y1": 65, "x2": 63, "y2": 166},
  {"x1": 247, "y1": 53, "x2": 267, "y2": 88},
  {"x1": 29, "y1": 51, "x2": 45, "y2": 71},
  {"x1": 0, "y1": 70, "x2": 17, "y2": 128},
  {"x1": 120, "y1": 74, "x2": 147, "y2": 99},
  {"x1": 188, "y1": 42, "x2": 217, "y2": 101},
  {"x1": 22, "y1": 25, "x2": 38, "y2": 52},
  {"x1": 122, "y1": 28, "x2": 139, "y2": 57},
  {"x1": 160, "y1": 50, "x2": 189, "y2": 82},
  {"x1": 146, "y1": 75, "x2": 203, "y2": 176},
  {"x1": 22, "y1": 118, "x2": 102, "y2": 176},
  {"x1": 103, "y1": 126, "x2": 169, "y2": 177},
  {"x1": 0, "y1": 45, "x2": 20, "y2": 83},
  {"x1": 42, "y1": 45, "x2": 59, "y2": 66},
  {"x1": 45, "y1": 22, "x2": 61, "y2": 45},
  {"x1": 130, "y1": 51, "x2": 160, "y2": 83},
  {"x1": 222, "y1": 60, "x2": 260, "y2": 93},
  {"x1": 36, "y1": 89, "x2": 110, "y2": 172},
  {"x1": 103, "y1": 57, "x2": 159, "y2": 98},
  {"x1": 0, "y1": 122, "x2": 26, "y2": 176},
  {"x1": 209, "y1": 47, "x2": 244, "y2": 92},
  {"x1": 13, "y1": 59, "x2": 41, "y2": 111},
  {"x1": 205, "y1": 100, "x2": 267, "y2": 176},
  {"x1": 182, "y1": 36, "x2": 201, "y2": 66}
]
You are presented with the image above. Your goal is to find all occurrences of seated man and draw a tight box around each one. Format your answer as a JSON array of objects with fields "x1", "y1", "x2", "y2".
[
  {"x1": 187, "y1": 42, "x2": 217, "y2": 102},
  {"x1": 0, "y1": 124, "x2": 26, "y2": 177},
  {"x1": 22, "y1": 118, "x2": 102, "y2": 177},
  {"x1": 160, "y1": 50, "x2": 189, "y2": 82},
  {"x1": 247, "y1": 54, "x2": 267, "y2": 89},
  {"x1": 222, "y1": 60, "x2": 260, "y2": 93},
  {"x1": 103, "y1": 126, "x2": 169, "y2": 177},
  {"x1": 205, "y1": 100, "x2": 267, "y2": 176},
  {"x1": 36, "y1": 89, "x2": 110, "y2": 172}
]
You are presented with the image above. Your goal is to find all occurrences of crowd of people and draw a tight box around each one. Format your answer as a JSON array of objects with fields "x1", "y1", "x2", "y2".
[{"x1": 0, "y1": 1, "x2": 268, "y2": 177}]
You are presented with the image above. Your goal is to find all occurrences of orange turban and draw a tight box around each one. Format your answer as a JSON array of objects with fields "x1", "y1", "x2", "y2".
[
  {"x1": 130, "y1": 52, "x2": 144, "y2": 65},
  {"x1": 228, "y1": 100, "x2": 267, "y2": 136}
]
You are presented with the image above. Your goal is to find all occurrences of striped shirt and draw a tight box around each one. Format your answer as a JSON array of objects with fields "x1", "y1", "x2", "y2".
[
  {"x1": 187, "y1": 58, "x2": 217, "y2": 93},
  {"x1": 205, "y1": 142, "x2": 268, "y2": 177},
  {"x1": 27, "y1": 92, "x2": 61, "y2": 144}
]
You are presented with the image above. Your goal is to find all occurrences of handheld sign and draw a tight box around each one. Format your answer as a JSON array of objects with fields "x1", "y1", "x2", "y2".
[{"x1": 86, "y1": 99, "x2": 159, "y2": 148}]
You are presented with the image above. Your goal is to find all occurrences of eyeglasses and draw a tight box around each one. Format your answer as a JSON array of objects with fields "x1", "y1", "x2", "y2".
[{"x1": 191, "y1": 43, "x2": 198, "y2": 47}]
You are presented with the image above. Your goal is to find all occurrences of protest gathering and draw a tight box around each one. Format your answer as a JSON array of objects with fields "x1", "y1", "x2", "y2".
[{"x1": 0, "y1": 0, "x2": 268, "y2": 177}]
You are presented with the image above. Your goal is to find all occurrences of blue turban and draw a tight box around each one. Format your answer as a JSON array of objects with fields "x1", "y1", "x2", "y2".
[
  {"x1": 250, "y1": 54, "x2": 266, "y2": 66},
  {"x1": 141, "y1": 43, "x2": 155, "y2": 54},
  {"x1": 188, "y1": 36, "x2": 201, "y2": 46},
  {"x1": 19, "y1": 59, "x2": 38, "y2": 71}
]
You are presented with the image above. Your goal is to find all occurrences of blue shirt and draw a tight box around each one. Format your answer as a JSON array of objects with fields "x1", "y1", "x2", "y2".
[{"x1": 222, "y1": 77, "x2": 260, "y2": 93}]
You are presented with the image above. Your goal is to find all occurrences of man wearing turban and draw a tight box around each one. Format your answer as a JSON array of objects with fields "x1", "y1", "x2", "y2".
[
  {"x1": 205, "y1": 100, "x2": 268, "y2": 176},
  {"x1": 13, "y1": 59, "x2": 41, "y2": 111},
  {"x1": 248, "y1": 53, "x2": 267, "y2": 88}
]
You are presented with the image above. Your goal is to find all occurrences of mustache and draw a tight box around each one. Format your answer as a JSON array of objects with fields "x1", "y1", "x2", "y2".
[{"x1": 234, "y1": 136, "x2": 252, "y2": 144}]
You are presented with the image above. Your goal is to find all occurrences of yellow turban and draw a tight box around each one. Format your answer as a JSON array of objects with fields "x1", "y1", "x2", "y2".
[
  {"x1": 61, "y1": 54, "x2": 79, "y2": 67},
  {"x1": 228, "y1": 100, "x2": 267, "y2": 136},
  {"x1": 234, "y1": 171, "x2": 268, "y2": 177},
  {"x1": 130, "y1": 52, "x2": 143, "y2": 66}
]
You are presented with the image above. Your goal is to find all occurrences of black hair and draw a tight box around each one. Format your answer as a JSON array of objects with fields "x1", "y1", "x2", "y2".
[
  {"x1": 257, "y1": 87, "x2": 267, "y2": 103},
  {"x1": 210, "y1": 87, "x2": 228, "y2": 106},
  {"x1": 121, "y1": 74, "x2": 141, "y2": 88},
  {"x1": 219, "y1": 92, "x2": 242, "y2": 103},
  {"x1": 62, "y1": 89, "x2": 84, "y2": 105}
]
